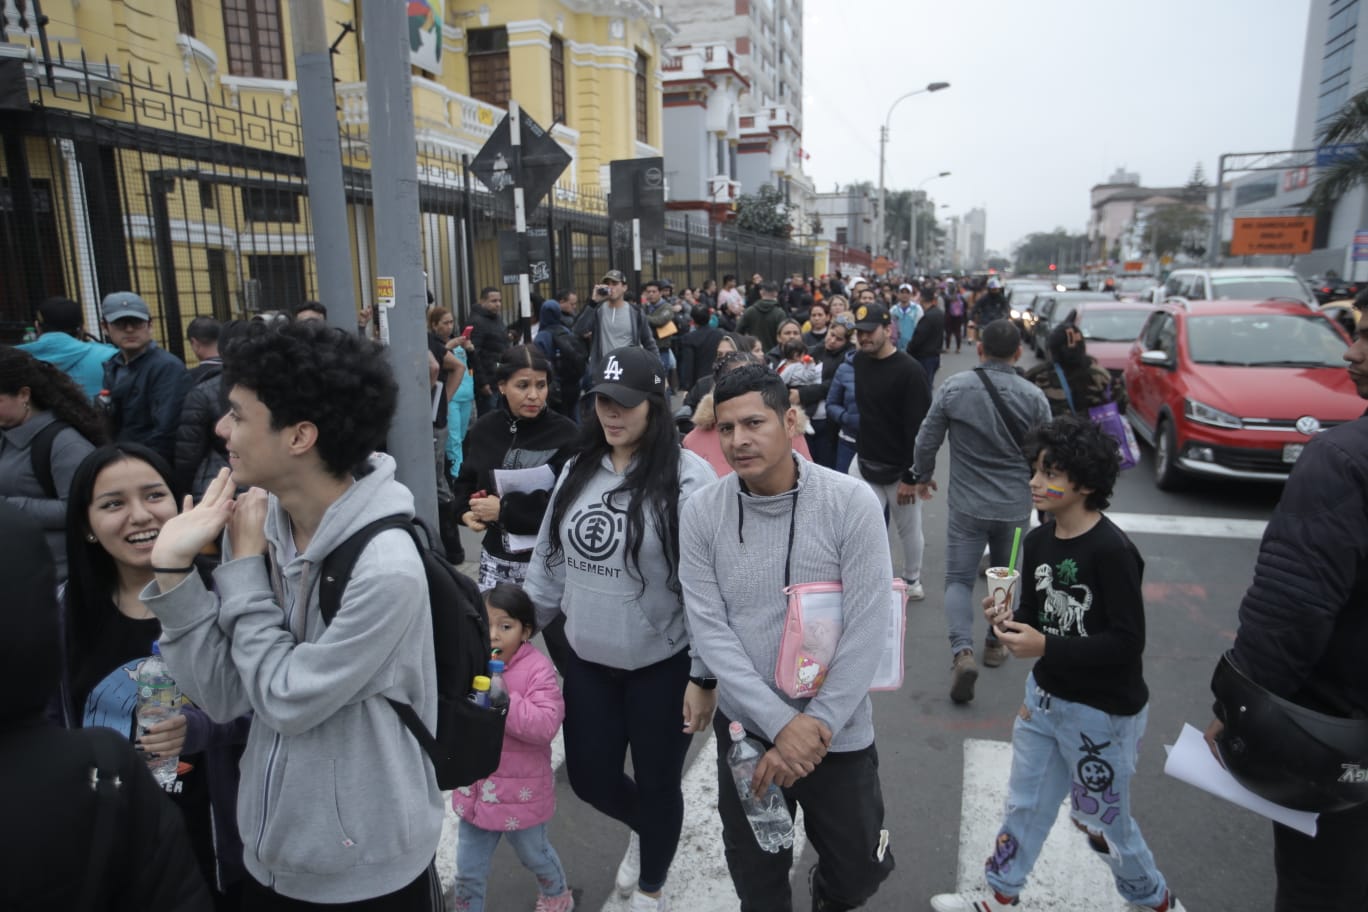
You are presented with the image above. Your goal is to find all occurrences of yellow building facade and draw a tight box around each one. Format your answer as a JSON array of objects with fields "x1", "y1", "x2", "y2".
[{"x1": 0, "y1": 0, "x2": 674, "y2": 353}]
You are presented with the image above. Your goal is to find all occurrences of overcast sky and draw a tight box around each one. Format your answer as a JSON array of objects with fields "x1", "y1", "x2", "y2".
[{"x1": 800, "y1": 0, "x2": 1312, "y2": 255}]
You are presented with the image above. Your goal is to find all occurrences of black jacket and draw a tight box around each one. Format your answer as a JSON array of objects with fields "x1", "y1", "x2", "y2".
[
  {"x1": 0, "y1": 723, "x2": 213, "y2": 911},
  {"x1": 173, "y1": 362, "x2": 228, "y2": 499},
  {"x1": 469, "y1": 307, "x2": 509, "y2": 392},
  {"x1": 970, "y1": 291, "x2": 1010, "y2": 327},
  {"x1": 907, "y1": 306, "x2": 946, "y2": 359},
  {"x1": 1230, "y1": 412, "x2": 1368, "y2": 717},
  {"x1": 677, "y1": 325, "x2": 725, "y2": 392},
  {"x1": 102, "y1": 343, "x2": 192, "y2": 463},
  {"x1": 452, "y1": 406, "x2": 580, "y2": 562}
]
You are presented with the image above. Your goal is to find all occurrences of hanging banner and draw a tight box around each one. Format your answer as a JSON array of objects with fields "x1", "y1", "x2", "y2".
[{"x1": 408, "y1": 0, "x2": 444, "y2": 75}]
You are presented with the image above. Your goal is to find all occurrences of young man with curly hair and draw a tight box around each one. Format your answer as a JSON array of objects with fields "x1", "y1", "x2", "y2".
[
  {"x1": 141, "y1": 321, "x2": 445, "y2": 910},
  {"x1": 931, "y1": 415, "x2": 1182, "y2": 912}
]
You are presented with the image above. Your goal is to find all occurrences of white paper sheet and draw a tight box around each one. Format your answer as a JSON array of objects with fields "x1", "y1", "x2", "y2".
[{"x1": 1163, "y1": 722, "x2": 1319, "y2": 837}]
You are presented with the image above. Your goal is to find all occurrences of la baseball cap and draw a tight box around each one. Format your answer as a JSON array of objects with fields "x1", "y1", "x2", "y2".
[
  {"x1": 101, "y1": 291, "x2": 151, "y2": 323},
  {"x1": 852, "y1": 302, "x2": 892, "y2": 331},
  {"x1": 601, "y1": 269, "x2": 627, "y2": 284},
  {"x1": 589, "y1": 346, "x2": 666, "y2": 408}
]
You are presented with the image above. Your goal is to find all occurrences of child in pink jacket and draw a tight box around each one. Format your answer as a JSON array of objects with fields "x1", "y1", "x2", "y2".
[{"x1": 453, "y1": 584, "x2": 572, "y2": 912}]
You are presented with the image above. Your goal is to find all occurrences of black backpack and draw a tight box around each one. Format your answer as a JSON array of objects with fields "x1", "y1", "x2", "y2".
[
  {"x1": 30, "y1": 420, "x2": 71, "y2": 499},
  {"x1": 318, "y1": 515, "x2": 505, "y2": 789},
  {"x1": 551, "y1": 326, "x2": 588, "y2": 382}
]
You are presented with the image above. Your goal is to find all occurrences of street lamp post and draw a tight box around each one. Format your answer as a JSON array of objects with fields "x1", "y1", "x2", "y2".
[
  {"x1": 909, "y1": 171, "x2": 950, "y2": 274},
  {"x1": 877, "y1": 81, "x2": 949, "y2": 264}
]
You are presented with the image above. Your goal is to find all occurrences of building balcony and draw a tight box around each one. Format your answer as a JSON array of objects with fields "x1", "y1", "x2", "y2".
[
  {"x1": 709, "y1": 175, "x2": 740, "y2": 204},
  {"x1": 337, "y1": 78, "x2": 507, "y2": 156}
]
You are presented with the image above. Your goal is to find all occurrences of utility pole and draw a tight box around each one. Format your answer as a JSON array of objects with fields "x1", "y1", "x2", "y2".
[
  {"x1": 291, "y1": 0, "x2": 355, "y2": 332},
  {"x1": 360, "y1": 1, "x2": 438, "y2": 528}
]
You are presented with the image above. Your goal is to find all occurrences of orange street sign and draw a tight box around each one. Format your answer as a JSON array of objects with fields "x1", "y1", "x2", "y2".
[
  {"x1": 1123, "y1": 260, "x2": 1146, "y2": 273},
  {"x1": 873, "y1": 255, "x2": 892, "y2": 274},
  {"x1": 1230, "y1": 216, "x2": 1315, "y2": 256}
]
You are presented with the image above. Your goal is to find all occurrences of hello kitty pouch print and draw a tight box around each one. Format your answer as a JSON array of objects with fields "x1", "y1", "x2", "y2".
[{"x1": 775, "y1": 579, "x2": 908, "y2": 697}]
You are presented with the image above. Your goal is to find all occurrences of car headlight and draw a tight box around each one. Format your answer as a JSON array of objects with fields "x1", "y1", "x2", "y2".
[
  {"x1": 1184, "y1": 398, "x2": 1243, "y2": 430},
  {"x1": 1010, "y1": 309, "x2": 1021, "y2": 319}
]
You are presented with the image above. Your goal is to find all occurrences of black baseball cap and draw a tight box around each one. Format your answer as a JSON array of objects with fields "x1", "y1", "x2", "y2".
[
  {"x1": 589, "y1": 346, "x2": 666, "y2": 408},
  {"x1": 852, "y1": 302, "x2": 891, "y2": 331}
]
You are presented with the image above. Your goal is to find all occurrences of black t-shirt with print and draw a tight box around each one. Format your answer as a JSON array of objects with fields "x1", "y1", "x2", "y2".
[{"x1": 1015, "y1": 514, "x2": 1149, "y2": 716}]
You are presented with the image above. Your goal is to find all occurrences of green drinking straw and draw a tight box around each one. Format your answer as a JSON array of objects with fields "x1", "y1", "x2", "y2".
[{"x1": 1007, "y1": 526, "x2": 1023, "y2": 573}]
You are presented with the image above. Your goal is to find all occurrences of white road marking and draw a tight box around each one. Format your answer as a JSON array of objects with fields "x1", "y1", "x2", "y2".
[
  {"x1": 955, "y1": 739, "x2": 1146, "y2": 910},
  {"x1": 1105, "y1": 512, "x2": 1266, "y2": 541},
  {"x1": 597, "y1": 730, "x2": 808, "y2": 911}
]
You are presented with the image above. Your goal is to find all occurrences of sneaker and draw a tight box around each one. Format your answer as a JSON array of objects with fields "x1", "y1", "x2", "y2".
[
  {"x1": 614, "y1": 832, "x2": 640, "y2": 898},
  {"x1": 628, "y1": 891, "x2": 668, "y2": 912},
  {"x1": 1129, "y1": 892, "x2": 1183, "y2": 912},
  {"x1": 534, "y1": 891, "x2": 575, "y2": 912},
  {"x1": 982, "y1": 640, "x2": 1009, "y2": 668},
  {"x1": 950, "y1": 650, "x2": 979, "y2": 704},
  {"x1": 930, "y1": 889, "x2": 1019, "y2": 911},
  {"x1": 903, "y1": 578, "x2": 926, "y2": 601}
]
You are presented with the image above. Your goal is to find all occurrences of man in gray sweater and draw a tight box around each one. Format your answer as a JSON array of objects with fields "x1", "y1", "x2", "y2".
[
  {"x1": 680, "y1": 364, "x2": 896, "y2": 912},
  {"x1": 912, "y1": 319, "x2": 1051, "y2": 705}
]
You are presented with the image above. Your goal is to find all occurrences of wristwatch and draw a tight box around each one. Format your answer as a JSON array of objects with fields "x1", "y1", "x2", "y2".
[{"x1": 689, "y1": 675, "x2": 718, "y2": 690}]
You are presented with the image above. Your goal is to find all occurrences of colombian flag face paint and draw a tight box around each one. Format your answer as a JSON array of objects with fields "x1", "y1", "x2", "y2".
[{"x1": 1044, "y1": 483, "x2": 1068, "y2": 499}]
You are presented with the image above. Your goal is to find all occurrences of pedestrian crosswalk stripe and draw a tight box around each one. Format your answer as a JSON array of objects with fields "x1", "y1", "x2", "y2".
[
  {"x1": 957, "y1": 739, "x2": 1154, "y2": 910},
  {"x1": 1105, "y1": 512, "x2": 1266, "y2": 541}
]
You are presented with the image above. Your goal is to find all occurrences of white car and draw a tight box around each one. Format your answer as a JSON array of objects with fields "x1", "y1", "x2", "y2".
[{"x1": 1154, "y1": 267, "x2": 1316, "y2": 307}]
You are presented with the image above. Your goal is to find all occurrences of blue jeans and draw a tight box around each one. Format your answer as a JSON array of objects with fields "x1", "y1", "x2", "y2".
[
  {"x1": 986, "y1": 675, "x2": 1168, "y2": 907},
  {"x1": 453, "y1": 820, "x2": 568, "y2": 912},
  {"x1": 835, "y1": 435, "x2": 857, "y2": 474},
  {"x1": 943, "y1": 510, "x2": 1028, "y2": 657}
]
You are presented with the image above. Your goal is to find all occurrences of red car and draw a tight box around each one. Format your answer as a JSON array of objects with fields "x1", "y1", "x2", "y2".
[
  {"x1": 1124, "y1": 299, "x2": 1360, "y2": 489},
  {"x1": 1069, "y1": 301, "x2": 1158, "y2": 375}
]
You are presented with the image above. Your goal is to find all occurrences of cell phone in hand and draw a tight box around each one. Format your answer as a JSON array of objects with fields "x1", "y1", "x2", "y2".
[{"x1": 461, "y1": 326, "x2": 474, "y2": 339}]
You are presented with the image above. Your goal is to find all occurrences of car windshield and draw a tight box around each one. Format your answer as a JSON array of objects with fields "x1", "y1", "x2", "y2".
[
  {"x1": 1078, "y1": 310, "x2": 1150, "y2": 342},
  {"x1": 1116, "y1": 277, "x2": 1154, "y2": 293},
  {"x1": 1186, "y1": 314, "x2": 1346, "y2": 367},
  {"x1": 1209, "y1": 275, "x2": 1312, "y2": 304}
]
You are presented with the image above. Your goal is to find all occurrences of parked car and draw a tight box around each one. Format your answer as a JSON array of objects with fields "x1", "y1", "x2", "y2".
[
  {"x1": 1123, "y1": 298, "x2": 1360, "y2": 490},
  {"x1": 1030, "y1": 291, "x2": 1119, "y2": 357},
  {"x1": 1114, "y1": 275, "x2": 1158, "y2": 300},
  {"x1": 1068, "y1": 301, "x2": 1158, "y2": 374},
  {"x1": 1154, "y1": 267, "x2": 1316, "y2": 307}
]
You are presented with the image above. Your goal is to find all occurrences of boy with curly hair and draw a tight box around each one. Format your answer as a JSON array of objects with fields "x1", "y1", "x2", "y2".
[
  {"x1": 931, "y1": 415, "x2": 1182, "y2": 912},
  {"x1": 141, "y1": 321, "x2": 445, "y2": 908}
]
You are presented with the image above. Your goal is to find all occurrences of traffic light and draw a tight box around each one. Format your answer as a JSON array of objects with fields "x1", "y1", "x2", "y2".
[{"x1": 1048, "y1": 263, "x2": 1056, "y2": 271}]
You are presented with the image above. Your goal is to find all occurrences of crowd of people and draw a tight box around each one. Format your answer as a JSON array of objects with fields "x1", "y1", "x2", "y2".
[{"x1": 1, "y1": 268, "x2": 1365, "y2": 912}]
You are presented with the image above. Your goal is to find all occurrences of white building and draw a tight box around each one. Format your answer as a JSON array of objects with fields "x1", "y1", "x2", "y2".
[
  {"x1": 660, "y1": 43, "x2": 750, "y2": 222},
  {"x1": 960, "y1": 207, "x2": 987, "y2": 270},
  {"x1": 813, "y1": 186, "x2": 875, "y2": 251}
]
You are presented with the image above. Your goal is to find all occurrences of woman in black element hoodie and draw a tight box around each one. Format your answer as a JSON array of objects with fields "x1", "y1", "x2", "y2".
[{"x1": 452, "y1": 344, "x2": 580, "y2": 591}]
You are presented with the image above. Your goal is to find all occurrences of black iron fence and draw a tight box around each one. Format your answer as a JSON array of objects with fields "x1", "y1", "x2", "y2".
[{"x1": 1, "y1": 53, "x2": 814, "y2": 355}]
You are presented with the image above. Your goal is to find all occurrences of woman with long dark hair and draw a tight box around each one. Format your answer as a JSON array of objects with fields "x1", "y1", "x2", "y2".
[
  {"x1": 60, "y1": 443, "x2": 247, "y2": 909},
  {"x1": 524, "y1": 347, "x2": 716, "y2": 912},
  {"x1": 452, "y1": 344, "x2": 579, "y2": 590},
  {"x1": 0, "y1": 346, "x2": 104, "y2": 582}
]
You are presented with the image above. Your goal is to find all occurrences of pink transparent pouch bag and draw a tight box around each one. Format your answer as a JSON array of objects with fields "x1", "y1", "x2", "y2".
[{"x1": 775, "y1": 578, "x2": 908, "y2": 699}]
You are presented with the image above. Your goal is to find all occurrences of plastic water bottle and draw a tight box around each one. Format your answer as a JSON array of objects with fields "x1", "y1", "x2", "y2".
[
  {"x1": 469, "y1": 675, "x2": 491, "y2": 708},
  {"x1": 726, "y1": 722, "x2": 795, "y2": 853},
  {"x1": 135, "y1": 642, "x2": 182, "y2": 788},
  {"x1": 487, "y1": 660, "x2": 509, "y2": 711}
]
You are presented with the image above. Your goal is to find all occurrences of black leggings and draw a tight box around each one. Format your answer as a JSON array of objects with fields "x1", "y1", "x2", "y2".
[{"x1": 559, "y1": 645, "x2": 692, "y2": 893}]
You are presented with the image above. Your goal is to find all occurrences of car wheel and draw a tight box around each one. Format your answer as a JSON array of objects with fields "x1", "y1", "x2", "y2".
[{"x1": 1154, "y1": 418, "x2": 1184, "y2": 491}]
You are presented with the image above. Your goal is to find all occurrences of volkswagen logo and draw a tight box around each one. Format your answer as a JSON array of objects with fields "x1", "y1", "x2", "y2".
[{"x1": 1295, "y1": 415, "x2": 1322, "y2": 436}]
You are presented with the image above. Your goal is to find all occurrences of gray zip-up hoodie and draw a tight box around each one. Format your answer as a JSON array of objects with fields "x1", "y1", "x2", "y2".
[
  {"x1": 140, "y1": 453, "x2": 443, "y2": 903},
  {"x1": 524, "y1": 449, "x2": 715, "y2": 674},
  {"x1": 679, "y1": 457, "x2": 891, "y2": 751}
]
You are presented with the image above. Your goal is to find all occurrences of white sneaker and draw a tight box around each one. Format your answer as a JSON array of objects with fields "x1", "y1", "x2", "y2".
[
  {"x1": 614, "y1": 831, "x2": 640, "y2": 897},
  {"x1": 628, "y1": 891, "x2": 668, "y2": 912},
  {"x1": 904, "y1": 578, "x2": 926, "y2": 601},
  {"x1": 930, "y1": 889, "x2": 1019, "y2": 911}
]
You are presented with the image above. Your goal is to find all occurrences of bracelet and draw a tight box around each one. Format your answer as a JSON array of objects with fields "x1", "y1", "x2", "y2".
[{"x1": 150, "y1": 565, "x2": 196, "y2": 574}]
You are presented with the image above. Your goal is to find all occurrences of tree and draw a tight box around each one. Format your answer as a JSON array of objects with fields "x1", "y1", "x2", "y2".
[
  {"x1": 1184, "y1": 162, "x2": 1209, "y2": 204},
  {"x1": 735, "y1": 184, "x2": 791, "y2": 238},
  {"x1": 986, "y1": 256, "x2": 1012, "y2": 272},
  {"x1": 1305, "y1": 87, "x2": 1368, "y2": 211},
  {"x1": 1012, "y1": 229, "x2": 1090, "y2": 274},
  {"x1": 1137, "y1": 204, "x2": 1208, "y2": 260}
]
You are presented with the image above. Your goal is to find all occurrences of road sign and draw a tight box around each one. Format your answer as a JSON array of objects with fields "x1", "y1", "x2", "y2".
[
  {"x1": 1229, "y1": 215, "x2": 1315, "y2": 256},
  {"x1": 1353, "y1": 230, "x2": 1368, "y2": 262},
  {"x1": 469, "y1": 107, "x2": 571, "y2": 214},
  {"x1": 498, "y1": 228, "x2": 552, "y2": 284},
  {"x1": 609, "y1": 157, "x2": 666, "y2": 249},
  {"x1": 1123, "y1": 260, "x2": 1146, "y2": 273},
  {"x1": 1316, "y1": 143, "x2": 1363, "y2": 167}
]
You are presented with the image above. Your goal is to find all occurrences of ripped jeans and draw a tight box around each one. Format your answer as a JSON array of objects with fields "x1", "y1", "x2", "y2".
[{"x1": 984, "y1": 674, "x2": 1168, "y2": 907}]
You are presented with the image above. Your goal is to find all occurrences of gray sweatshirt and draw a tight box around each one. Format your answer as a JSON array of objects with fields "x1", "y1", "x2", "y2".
[
  {"x1": 0, "y1": 410, "x2": 95, "y2": 583},
  {"x1": 524, "y1": 449, "x2": 715, "y2": 674},
  {"x1": 680, "y1": 457, "x2": 891, "y2": 752},
  {"x1": 140, "y1": 454, "x2": 443, "y2": 903},
  {"x1": 912, "y1": 360, "x2": 1051, "y2": 521}
]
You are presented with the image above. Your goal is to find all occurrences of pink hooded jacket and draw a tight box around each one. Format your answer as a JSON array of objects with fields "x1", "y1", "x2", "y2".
[{"x1": 452, "y1": 643, "x2": 564, "y2": 831}]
